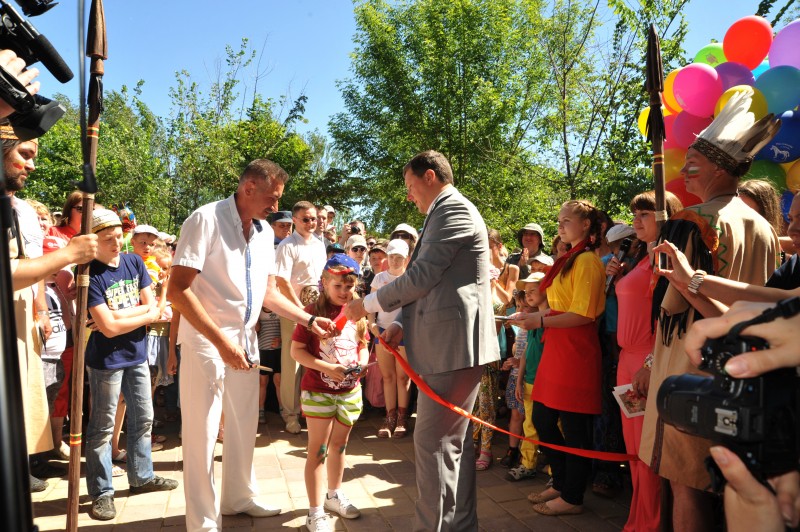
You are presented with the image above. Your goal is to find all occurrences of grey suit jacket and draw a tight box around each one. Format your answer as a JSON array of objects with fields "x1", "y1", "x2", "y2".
[{"x1": 376, "y1": 188, "x2": 500, "y2": 375}]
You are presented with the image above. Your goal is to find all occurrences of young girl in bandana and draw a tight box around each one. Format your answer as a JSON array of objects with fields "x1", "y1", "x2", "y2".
[{"x1": 291, "y1": 254, "x2": 369, "y2": 532}]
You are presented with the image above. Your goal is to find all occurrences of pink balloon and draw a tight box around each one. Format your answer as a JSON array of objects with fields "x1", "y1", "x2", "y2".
[
  {"x1": 664, "y1": 113, "x2": 677, "y2": 142},
  {"x1": 671, "y1": 112, "x2": 713, "y2": 149},
  {"x1": 673, "y1": 63, "x2": 723, "y2": 117}
]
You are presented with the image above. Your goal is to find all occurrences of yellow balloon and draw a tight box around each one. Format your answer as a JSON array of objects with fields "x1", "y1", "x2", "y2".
[
  {"x1": 714, "y1": 85, "x2": 768, "y2": 120},
  {"x1": 664, "y1": 147, "x2": 687, "y2": 183},
  {"x1": 638, "y1": 108, "x2": 650, "y2": 137},
  {"x1": 787, "y1": 160, "x2": 800, "y2": 193},
  {"x1": 663, "y1": 69, "x2": 683, "y2": 115},
  {"x1": 780, "y1": 160, "x2": 797, "y2": 174}
]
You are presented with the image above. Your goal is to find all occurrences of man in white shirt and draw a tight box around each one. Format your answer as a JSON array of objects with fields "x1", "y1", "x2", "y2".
[
  {"x1": 274, "y1": 200, "x2": 327, "y2": 433},
  {"x1": 169, "y1": 162, "x2": 334, "y2": 531}
]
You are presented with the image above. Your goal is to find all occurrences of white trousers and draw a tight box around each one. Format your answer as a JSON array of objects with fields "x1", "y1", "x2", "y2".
[
  {"x1": 279, "y1": 317, "x2": 302, "y2": 417},
  {"x1": 180, "y1": 340, "x2": 259, "y2": 532}
]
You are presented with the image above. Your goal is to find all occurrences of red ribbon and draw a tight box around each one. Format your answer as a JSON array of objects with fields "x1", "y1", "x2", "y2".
[{"x1": 337, "y1": 311, "x2": 638, "y2": 461}]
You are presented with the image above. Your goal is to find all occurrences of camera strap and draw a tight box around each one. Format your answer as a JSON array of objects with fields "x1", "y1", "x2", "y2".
[{"x1": 726, "y1": 296, "x2": 800, "y2": 341}]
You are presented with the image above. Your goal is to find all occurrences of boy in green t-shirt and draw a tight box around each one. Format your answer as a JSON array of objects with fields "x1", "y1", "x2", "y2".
[{"x1": 507, "y1": 272, "x2": 548, "y2": 482}]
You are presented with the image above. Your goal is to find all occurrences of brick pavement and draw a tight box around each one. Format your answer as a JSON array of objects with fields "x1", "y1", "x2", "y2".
[{"x1": 31, "y1": 408, "x2": 632, "y2": 531}]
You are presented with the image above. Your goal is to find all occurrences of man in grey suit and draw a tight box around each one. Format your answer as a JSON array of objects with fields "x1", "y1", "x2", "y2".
[{"x1": 345, "y1": 150, "x2": 500, "y2": 531}]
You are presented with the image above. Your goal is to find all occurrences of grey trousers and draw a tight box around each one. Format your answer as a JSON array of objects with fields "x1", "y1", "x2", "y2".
[{"x1": 413, "y1": 364, "x2": 482, "y2": 532}]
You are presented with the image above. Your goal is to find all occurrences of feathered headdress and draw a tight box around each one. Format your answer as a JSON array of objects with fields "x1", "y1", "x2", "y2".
[{"x1": 690, "y1": 87, "x2": 781, "y2": 177}]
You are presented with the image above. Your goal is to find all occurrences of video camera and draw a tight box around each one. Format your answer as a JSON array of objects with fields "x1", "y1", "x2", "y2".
[
  {"x1": 657, "y1": 297, "x2": 800, "y2": 491},
  {"x1": 0, "y1": 0, "x2": 71, "y2": 140}
]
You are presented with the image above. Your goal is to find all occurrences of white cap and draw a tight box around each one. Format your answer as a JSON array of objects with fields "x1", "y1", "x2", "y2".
[
  {"x1": 391, "y1": 223, "x2": 418, "y2": 241},
  {"x1": 516, "y1": 271, "x2": 546, "y2": 290},
  {"x1": 606, "y1": 224, "x2": 636, "y2": 243},
  {"x1": 345, "y1": 234, "x2": 367, "y2": 250},
  {"x1": 324, "y1": 204, "x2": 335, "y2": 214},
  {"x1": 133, "y1": 224, "x2": 159, "y2": 237},
  {"x1": 386, "y1": 238, "x2": 409, "y2": 257}
]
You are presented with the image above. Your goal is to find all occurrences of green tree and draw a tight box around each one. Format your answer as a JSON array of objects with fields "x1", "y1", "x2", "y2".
[{"x1": 331, "y1": 0, "x2": 560, "y2": 241}]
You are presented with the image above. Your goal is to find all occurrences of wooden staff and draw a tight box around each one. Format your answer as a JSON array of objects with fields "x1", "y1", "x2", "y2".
[
  {"x1": 645, "y1": 24, "x2": 667, "y2": 229},
  {"x1": 66, "y1": 0, "x2": 105, "y2": 529}
]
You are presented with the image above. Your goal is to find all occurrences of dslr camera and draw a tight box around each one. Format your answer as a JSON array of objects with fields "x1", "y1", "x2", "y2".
[
  {"x1": 348, "y1": 223, "x2": 361, "y2": 235},
  {"x1": 0, "y1": 0, "x2": 71, "y2": 140},
  {"x1": 657, "y1": 332, "x2": 799, "y2": 486}
]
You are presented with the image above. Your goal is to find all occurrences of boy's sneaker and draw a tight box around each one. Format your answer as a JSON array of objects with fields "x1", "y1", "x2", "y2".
[
  {"x1": 90, "y1": 495, "x2": 116, "y2": 521},
  {"x1": 306, "y1": 513, "x2": 332, "y2": 532},
  {"x1": 506, "y1": 464, "x2": 537, "y2": 481},
  {"x1": 324, "y1": 492, "x2": 361, "y2": 519},
  {"x1": 129, "y1": 475, "x2": 179, "y2": 494}
]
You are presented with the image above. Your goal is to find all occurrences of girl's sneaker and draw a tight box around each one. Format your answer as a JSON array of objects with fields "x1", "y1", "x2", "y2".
[
  {"x1": 324, "y1": 492, "x2": 361, "y2": 519},
  {"x1": 306, "y1": 513, "x2": 332, "y2": 532},
  {"x1": 506, "y1": 464, "x2": 536, "y2": 481}
]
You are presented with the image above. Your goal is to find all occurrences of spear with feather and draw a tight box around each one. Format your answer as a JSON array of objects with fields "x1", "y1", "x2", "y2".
[
  {"x1": 66, "y1": 0, "x2": 104, "y2": 528},
  {"x1": 645, "y1": 24, "x2": 667, "y2": 229}
]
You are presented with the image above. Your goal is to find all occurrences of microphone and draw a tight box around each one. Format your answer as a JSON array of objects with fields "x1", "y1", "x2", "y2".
[
  {"x1": 0, "y1": 0, "x2": 74, "y2": 83},
  {"x1": 605, "y1": 237, "x2": 632, "y2": 295},
  {"x1": 28, "y1": 32, "x2": 73, "y2": 83}
]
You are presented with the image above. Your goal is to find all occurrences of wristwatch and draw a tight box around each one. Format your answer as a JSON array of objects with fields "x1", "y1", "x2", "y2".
[{"x1": 687, "y1": 270, "x2": 706, "y2": 295}]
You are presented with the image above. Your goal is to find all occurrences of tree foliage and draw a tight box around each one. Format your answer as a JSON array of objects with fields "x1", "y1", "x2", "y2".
[{"x1": 332, "y1": 0, "x2": 689, "y2": 240}]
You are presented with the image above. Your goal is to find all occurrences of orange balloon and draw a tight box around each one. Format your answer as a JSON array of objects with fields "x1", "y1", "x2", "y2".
[
  {"x1": 663, "y1": 69, "x2": 683, "y2": 115},
  {"x1": 664, "y1": 147, "x2": 687, "y2": 183}
]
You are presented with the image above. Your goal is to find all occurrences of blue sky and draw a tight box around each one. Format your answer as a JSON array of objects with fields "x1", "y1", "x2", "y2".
[{"x1": 28, "y1": 0, "x2": 786, "y2": 138}]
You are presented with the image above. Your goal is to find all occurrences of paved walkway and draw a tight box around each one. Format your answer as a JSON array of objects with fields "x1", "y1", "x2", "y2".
[{"x1": 31, "y1": 408, "x2": 632, "y2": 531}]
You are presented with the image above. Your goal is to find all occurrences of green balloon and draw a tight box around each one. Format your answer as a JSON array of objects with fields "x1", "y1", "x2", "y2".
[
  {"x1": 694, "y1": 43, "x2": 727, "y2": 67},
  {"x1": 744, "y1": 160, "x2": 787, "y2": 190}
]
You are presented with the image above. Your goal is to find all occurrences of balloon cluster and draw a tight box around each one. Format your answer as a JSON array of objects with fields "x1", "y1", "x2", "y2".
[{"x1": 637, "y1": 15, "x2": 800, "y2": 213}]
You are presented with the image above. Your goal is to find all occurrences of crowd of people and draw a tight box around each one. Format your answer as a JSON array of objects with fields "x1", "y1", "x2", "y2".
[{"x1": 4, "y1": 49, "x2": 799, "y2": 532}]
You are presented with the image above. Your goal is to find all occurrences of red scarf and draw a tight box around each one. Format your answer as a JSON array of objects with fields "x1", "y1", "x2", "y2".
[{"x1": 538, "y1": 238, "x2": 591, "y2": 293}]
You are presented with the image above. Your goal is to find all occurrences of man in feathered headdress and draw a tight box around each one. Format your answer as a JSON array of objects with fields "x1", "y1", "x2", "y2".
[{"x1": 638, "y1": 87, "x2": 781, "y2": 529}]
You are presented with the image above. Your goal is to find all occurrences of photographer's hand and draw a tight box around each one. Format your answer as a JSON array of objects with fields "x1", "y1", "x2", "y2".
[
  {"x1": 0, "y1": 49, "x2": 40, "y2": 118},
  {"x1": 709, "y1": 446, "x2": 800, "y2": 531},
  {"x1": 652, "y1": 240, "x2": 694, "y2": 291},
  {"x1": 684, "y1": 300, "x2": 800, "y2": 378}
]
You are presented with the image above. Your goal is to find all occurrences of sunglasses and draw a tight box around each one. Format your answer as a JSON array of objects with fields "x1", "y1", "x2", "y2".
[
  {"x1": 298, "y1": 217, "x2": 317, "y2": 224},
  {"x1": 366, "y1": 241, "x2": 376, "y2": 247},
  {"x1": 392, "y1": 232, "x2": 413, "y2": 240},
  {"x1": 351, "y1": 246, "x2": 367, "y2": 252}
]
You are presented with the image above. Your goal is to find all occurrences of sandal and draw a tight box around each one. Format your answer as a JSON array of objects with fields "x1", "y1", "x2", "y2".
[
  {"x1": 112, "y1": 450, "x2": 127, "y2": 463},
  {"x1": 112, "y1": 465, "x2": 126, "y2": 478},
  {"x1": 152, "y1": 434, "x2": 167, "y2": 444},
  {"x1": 475, "y1": 450, "x2": 492, "y2": 471}
]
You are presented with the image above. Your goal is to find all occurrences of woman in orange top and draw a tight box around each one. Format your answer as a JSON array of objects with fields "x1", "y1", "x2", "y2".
[{"x1": 510, "y1": 200, "x2": 605, "y2": 516}]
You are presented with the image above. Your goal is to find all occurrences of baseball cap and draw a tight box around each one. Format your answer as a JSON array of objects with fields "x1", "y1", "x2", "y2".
[
  {"x1": 606, "y1": 224, "x2": 636, "y2": 243},
  {"x1": 368, "y1": 239, "x2": 388, "y2": 255},
  {"x1": 391, "y1": 223, "x2": 418, "y2": 241},
  {"x1": 530, "y1": 252, "x2": 554, "y2": 266},
  {"x1": 324, "y1": 204, "x2": 336, "y2": 214},
  {"x1": 133, "y1": 224, "x2": 159, "y2": 237},
  {"x1": 324, "y1": 253, "x2": 360, "y2": 276},
  {"x1": 386, "y1": 239, "x2": 409, "y2": 258},
  {"x1": 516, "y1": 271, "x2": 547, "y2": 291},
  {"x1": 345, "y1": 234, "x2": 367, "y2": 250},
  {"x1": 326, "y1": 243, "x2": 344, "y2": 254},
  {"x1": 269, "y1": 211, "x2": 293, "y2": 224},
  {"x1": 91, "y1": 209, "x2": 122, "y2": 234}
]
